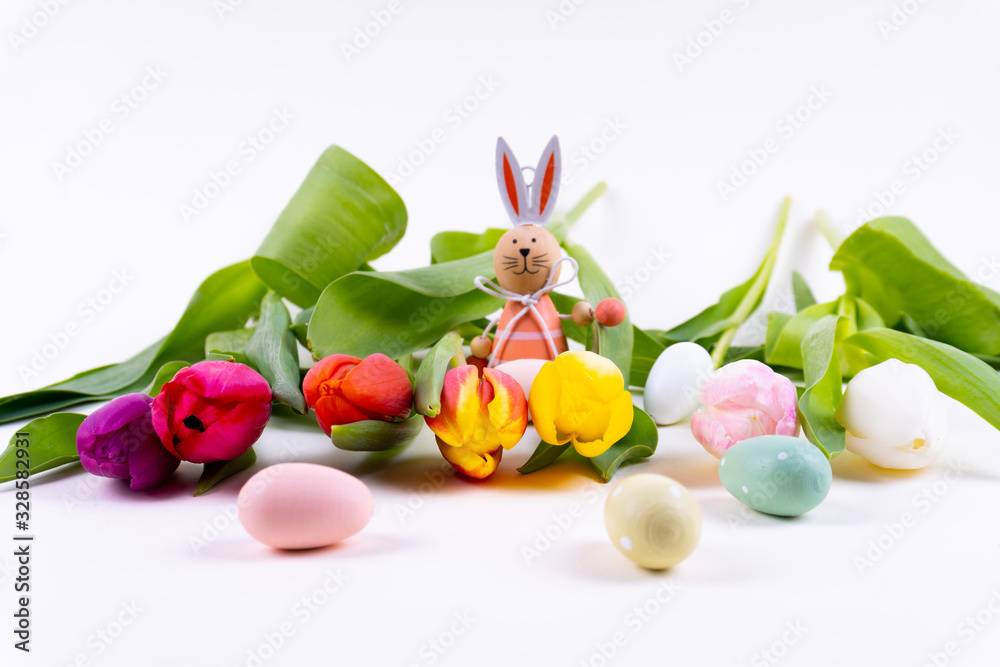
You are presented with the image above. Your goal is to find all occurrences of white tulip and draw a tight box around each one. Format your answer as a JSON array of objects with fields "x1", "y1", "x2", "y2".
[
  {"x1": 643, "y1": 342, "x2": 715, "y2": 425},
  {"x1": 835, "y1": 359, "x2": 948, "y2": 469}
]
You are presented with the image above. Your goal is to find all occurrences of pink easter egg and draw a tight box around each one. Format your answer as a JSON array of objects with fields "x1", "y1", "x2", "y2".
[{"x1": 238, "y1": 463, "x2": 373, "y2": 550}]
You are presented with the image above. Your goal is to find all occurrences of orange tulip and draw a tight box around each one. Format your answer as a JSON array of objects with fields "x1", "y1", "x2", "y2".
[
  {"x1": 424, "y1": 365, "x2": 528, "y2": 479},
  {"x1": 303, "y1": 353, "x2": 413, "y2": 435}
]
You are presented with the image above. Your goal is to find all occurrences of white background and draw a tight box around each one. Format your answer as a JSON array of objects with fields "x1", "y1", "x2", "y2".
[{"x1": 2, "y1": 1, "x2": 1000, "y2": 665}]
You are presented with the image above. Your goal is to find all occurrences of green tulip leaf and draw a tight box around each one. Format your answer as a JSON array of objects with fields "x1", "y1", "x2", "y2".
[
  {"x1": 414, "y1": 332, "x2": 465, "y2": 418},
  {"x1": 792, "y1": 271, "x2": 816, "y2": 311},
  {"x1": 0, "y1": 261, "x2": 267, "y2": 425},
  {"x1": 431, "y1": 229, "x2": 507, "y2": 264},
  {"x1": 565, "y1": 243, "x2": 634, "y2": 386},
  {"x1": 205, "y1": 329, "x2": 253, "y2": 359},
  {"x1": 517, "y1": 442, "x2": 571, "y2": 474},
  {"x1": 331, "y1": 414, "x2": 424, "y2": 452},
  {"x1": 0, "y1": 413, "x2": 86, "y2": 484},
  {"x1": 290, "y1": 306, "x2": 314, "y2": 348},
  {"x1": 797, "y1": 315, "x2": 848, "y2": 458},
  {"x1": 251, "y1": 146, "x2": 407, "y2": 308},
  {"x1": 765, "y1": 300, "x2": 839, "y2": 369},
  {"x1": 629, "y1": 328, "x2": 667, "y2": 389},
  {"x1": 845, "y1": 328, "x2": 1000, "y2": 432},
  {"x1": 142, "y1": 361, "x2": 191, "y2": 397},
  {"x1": 589, "y1": 405, "x2": 658, "y2": 482},
  {"x1": 831, "y1": 217, "x2": 1000, "y2": 354},
  {"x1": 246, "y1": 292, "x2": 307, "y2": 414},
  {"x1": 307, "y1": 251, "x2": 501, "y2": 360},
  {"x1": 195, "y1": 447, "x2": 257, "y2": 496}
]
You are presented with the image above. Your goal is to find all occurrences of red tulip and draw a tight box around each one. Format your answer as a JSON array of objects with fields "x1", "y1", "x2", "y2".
[
  {"x1": 303, "y1": 353, "x2": 413, "y2": 435},
  {"x1": 152, "y1": 361, "x2": 272, "y2": 463}
]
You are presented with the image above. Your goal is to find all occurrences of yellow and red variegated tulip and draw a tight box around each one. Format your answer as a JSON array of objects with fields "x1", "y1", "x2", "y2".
[
  {"x1": 424, "y1": 365, "x2": 528, "y2": 479},
  {"x1": 528, "y1": 350, "x2": 634, "y2": 458}
]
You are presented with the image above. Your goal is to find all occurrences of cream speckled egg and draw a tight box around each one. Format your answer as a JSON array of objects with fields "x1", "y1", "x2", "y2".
[
  {"x1": 238, "y1": 463, "x2": 373, "y2": 550},
  {"x1": 604, "y1": 474, "x2": 701, "y2": 570}
]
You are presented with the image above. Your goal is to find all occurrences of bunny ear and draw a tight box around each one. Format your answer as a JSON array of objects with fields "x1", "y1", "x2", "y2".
[
  {"x1": 496, "y1": 137, "x2": 528, "y2": 225},
  {"x1": 530, "y1": 135, "x2": 561, "y2": 223}
]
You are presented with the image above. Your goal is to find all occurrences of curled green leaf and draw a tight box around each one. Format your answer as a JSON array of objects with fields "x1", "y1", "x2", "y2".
[
  {"x1": 797, "y1": 315, "x2": 848, "y2": 458},
  {"x1": 414, "y1": 332, "x2": 464, "y2": 417},
  {"x1": 0, "y1": 261, "x2": 266, "y2": 425},
  {"x1": 195, "y1": 447, "x2": 257, "y2": 496},
  {"x1": 246, "y1": 292, "x2": 307, "y2": 414},
  {"x1": 251, "y1": 146, "x2": 407, "y2": 308},
  {"x1": 331, "y1": 414, "x2": 424, "y2": 452},
  {"x1": 589, "y1": 406, "x2": 658, "y2": 482},
  {"x1": 517, "y1": 442, "x2": 570, "y2": 475},
  {"x1": 0, "y1": 413, "x2": 86, "y2": 484}
]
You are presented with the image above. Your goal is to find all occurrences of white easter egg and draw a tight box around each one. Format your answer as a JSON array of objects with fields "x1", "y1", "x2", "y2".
[{"x1": 644, "y1": 342, "x2": 714, "y2": 425}]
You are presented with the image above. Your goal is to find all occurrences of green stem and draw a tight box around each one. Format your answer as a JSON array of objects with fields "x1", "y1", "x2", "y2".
[
  {"x1": 548, "y1": 182, "x2": 607, "y2": 243},
  {"x1": 710, "y1": 196, "x2": 791, "y2": 369},
  {"x1": 565, "y1": 182, "x2": 607, "y2": 225},
  {"x1": 814, "y1": 209, "x2": 843, "y2": 251}
]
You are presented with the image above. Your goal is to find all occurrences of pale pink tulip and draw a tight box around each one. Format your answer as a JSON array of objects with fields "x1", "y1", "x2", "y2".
[{"x1": 690, "y1": 359, "x2": 799, "y2": 457}]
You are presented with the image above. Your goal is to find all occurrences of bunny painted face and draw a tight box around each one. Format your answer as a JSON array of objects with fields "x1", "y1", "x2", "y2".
[
  {"x1": 494, "y1": 225, "x2": 562, "y2": 294},
  {"x1": 493, "y1": 135, "x2": 563, "y2": 295}
]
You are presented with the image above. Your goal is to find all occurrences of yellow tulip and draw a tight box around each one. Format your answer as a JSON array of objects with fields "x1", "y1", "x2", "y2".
[{"x1": 528, "y1": 351, "x2": 634, "y2": 457}]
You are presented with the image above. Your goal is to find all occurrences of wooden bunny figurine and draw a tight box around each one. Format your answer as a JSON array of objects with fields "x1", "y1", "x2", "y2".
[{"x1": 472, "y1": 136, "x2": 620, "y2": 371}]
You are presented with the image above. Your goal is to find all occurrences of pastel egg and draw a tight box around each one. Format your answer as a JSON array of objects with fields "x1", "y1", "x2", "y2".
[
  {"x1": 238, "y1": 463, "x2": 373, "y2": 550},
  {"x1": 604, "y1": 474, "x2": 702, "y2": 570},
  {"x1": 643, "y1": 342, "x2": 714, "y2": 425},
  {"x1": 718, "y1": 435, "x2": 832, "y2": 517},
  {"x1": 493, "y1": 358, "x2": 547, "y2": 401}
]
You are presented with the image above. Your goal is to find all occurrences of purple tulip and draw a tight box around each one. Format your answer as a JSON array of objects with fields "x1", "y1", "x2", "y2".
[{"x1": 77, "y1": 393, "x2": 180, "y2": 490}]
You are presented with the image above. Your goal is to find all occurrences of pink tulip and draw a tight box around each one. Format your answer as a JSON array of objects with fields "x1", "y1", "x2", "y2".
[
  {"x1": 152, "y1": 361, "x2": 272, "y2": 463},
  {"x1": 690, "y1": 359, "x2": 799, "y2": 457}
]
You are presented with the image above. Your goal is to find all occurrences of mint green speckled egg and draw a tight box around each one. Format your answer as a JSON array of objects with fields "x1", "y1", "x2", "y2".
[{"x1": 718, "y1": 435, "x2": 832, "y2": 517}]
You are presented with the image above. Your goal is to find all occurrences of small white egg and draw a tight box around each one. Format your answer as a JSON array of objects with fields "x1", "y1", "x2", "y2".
[{"x1": 643, "y1": 342, "x2": 714, "y2": 425}]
